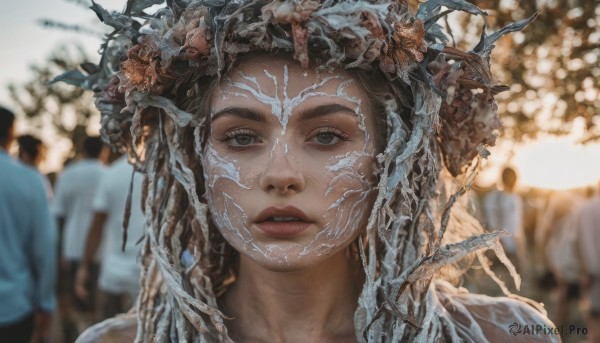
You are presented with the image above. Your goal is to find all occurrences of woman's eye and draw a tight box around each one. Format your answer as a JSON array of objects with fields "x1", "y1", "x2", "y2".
[
  {"x1": 232, "y1": 134, "x2": 256, "y2": 146},
  {"x1": 310, "y1": 128, "x2": 348, "y2": 146},
  {"x1": 315, "y1": 132, "x2": 337, "y2": 145},
  {"x1": 219, "y1": 129, "x2": 261, "y2": 147}
]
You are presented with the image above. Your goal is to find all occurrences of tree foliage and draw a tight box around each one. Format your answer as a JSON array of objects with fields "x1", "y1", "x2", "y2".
[
  {"x1": 448, "y1": 0, "x2": 600, "y2": 141},
  {"x1": 8, "y1": 45, "x2": 99, "y2": 158}
]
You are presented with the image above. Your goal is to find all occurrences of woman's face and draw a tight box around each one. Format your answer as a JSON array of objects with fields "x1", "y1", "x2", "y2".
[{"x1": 203, "y1": 54, "x2": 379, "y2": 271}]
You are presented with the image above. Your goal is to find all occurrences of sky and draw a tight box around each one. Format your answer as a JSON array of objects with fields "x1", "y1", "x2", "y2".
[
  {"x1": 0, "y1": 0, "x2": 124, "y2": 106},
  {"x1": 1, "y1": 0, "x2": 599, "y2": 189}
]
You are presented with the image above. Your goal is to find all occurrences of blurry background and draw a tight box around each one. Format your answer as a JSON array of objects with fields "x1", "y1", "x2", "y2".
[
  {"x1": 0, "y1": 0, "x2": 127, "y2": 171},
  {"x1": 0, "y1": 0, "x2": 599, "y2": 341}
]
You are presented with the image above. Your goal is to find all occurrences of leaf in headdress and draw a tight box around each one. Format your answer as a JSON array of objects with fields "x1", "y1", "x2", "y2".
[
  {"x1": 477, "y1": 144, "x2": 491, "y2": 159},
  {"x1": 129, "y1": 92, "x2": 194, "y2": 127},
  {"x1": 204, "y1": 0, "x2": 226, "y2": 8},
  {"x1": 167, "y1": 0, "x2": 190, "y2": 19},
  {"x1": 80, "y1": 62, "x2": 100, "y2": 75},
  {"x1": 416, "y1": 0, "x2": 487, "y2": 22},
  {"x1": 90, "y1": 0, "x2": 135, "y2": 33},
  {"x1": 473, "y1": 12, "x2": 538, "y2": 54},
  {"x1": 392, "y1": 231, "x2": 507, "y2": 287},
  {"x1": 125, "y1": 0, "x2": 165, "y2": 16},
  {"x1": 48, "y1": 70, "x2": 88, "y2": 88},
  {"x1": 423, "y1": 9, "x2": 452, "y2": 31},
  {"x1": 210, "y1": 0, "x2": 259, "y2": 72}
]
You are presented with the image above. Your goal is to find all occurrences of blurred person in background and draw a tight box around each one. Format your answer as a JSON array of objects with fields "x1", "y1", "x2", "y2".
[
  {"x1": 573, "y1": 181, "x2": 600, "y2": 342},
  {"x1": 482, "y1": 166, "x2": 525, "y2": 268},
  {"x1": 17, "y1": 134, "x2": 54, "y2": 200},
  {"x1": 75, "y1": 153, "x2": 145, "y2": 320},
  {"x1": 52, "y1": 136, "x2": 108, "y2": 342},
  {"x1": 543, "y1": 192, "x2": 585, "y2": 328},
  {"x1": 0, "y1": 106, "x2": 57, "y2": 343}
]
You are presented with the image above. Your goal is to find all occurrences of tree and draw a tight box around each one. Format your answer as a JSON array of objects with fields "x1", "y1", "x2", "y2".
[
  {"x1": 8, "y1": 45, "x2": 99, "y2": 159},
  {"x1": 444, "y1": 0, "x2": 600, "y2": 141}
]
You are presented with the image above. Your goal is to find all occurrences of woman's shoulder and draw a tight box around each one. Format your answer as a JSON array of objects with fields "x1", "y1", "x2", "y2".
[
  {"x1": 434, "y1": 280, "x2": 561, "y2": 342},
  {"x1": 75, "y1": 313, "x2": 138, "y2": 343}
]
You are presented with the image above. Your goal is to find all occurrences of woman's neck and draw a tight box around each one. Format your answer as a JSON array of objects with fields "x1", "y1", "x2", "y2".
[{"x1": 222, "y1": 249, "x2": 362, "y2": 343}]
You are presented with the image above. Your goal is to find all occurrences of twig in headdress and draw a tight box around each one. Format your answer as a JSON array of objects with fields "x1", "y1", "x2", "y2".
[{"x1": 122, "y1": 165, "x2": 136, "y2": 252}]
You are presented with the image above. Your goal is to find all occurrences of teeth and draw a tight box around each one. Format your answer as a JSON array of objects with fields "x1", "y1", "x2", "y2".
[{"x1": 271, "y1": 217, "x2": 301, "y2": 222}]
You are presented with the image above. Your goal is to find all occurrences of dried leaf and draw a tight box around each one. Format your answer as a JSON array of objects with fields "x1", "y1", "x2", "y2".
[
  {"x1": 48, "y1": 70, "x2": 88, "y2": 87},
  {"x1": 473, "y1": 12, "x2": 538, "y2": 54},
  {"x1": 416, "y1": 0, "x2": 487, "y2": 22}
]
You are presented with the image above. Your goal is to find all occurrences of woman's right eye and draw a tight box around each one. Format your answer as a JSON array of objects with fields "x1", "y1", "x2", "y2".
[
  {"x1": 231, "y1": 134, "x2": 257, "y2": 146},
  {"x1": 219, "y1": 129, "x2": 261, "y2": 147}
]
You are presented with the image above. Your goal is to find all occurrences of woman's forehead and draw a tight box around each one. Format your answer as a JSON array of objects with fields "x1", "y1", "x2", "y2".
[{"x1": 214, "y1": 54, "x2": 364, "y2": 106}]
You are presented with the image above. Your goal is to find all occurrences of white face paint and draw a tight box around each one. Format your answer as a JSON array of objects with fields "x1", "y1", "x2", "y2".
[
  {"x1": 222, "y1": 66, "x2": 357, "y2": 135},
  {"x1": 203, "y1": 54, "x2": 379, "y2": 271}
]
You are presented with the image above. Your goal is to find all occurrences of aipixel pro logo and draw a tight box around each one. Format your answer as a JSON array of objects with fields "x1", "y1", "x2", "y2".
[
  {"x1": 508, "y1": 322, "x2": 522, "y2": 335},
  {"x1": 508, "y1": 322, "x2": 588, "y2": 336}
]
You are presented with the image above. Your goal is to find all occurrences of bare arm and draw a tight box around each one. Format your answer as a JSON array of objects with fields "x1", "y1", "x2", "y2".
[
  {"x1": 30, "y1": 179, "x2": 57, "y2": 343},
  {"x1": 75, "y1": 212, "x2": 107, "y2": 300}
]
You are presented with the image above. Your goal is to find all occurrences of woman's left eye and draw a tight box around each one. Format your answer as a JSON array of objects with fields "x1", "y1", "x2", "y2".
[
  {"x1": 310, "y1": 128, "x2": 349, "y2": 145},
  {"x1": 218, "y1": 128, "x2": 262, "y2": 147},
  {"x1": 231, "y1": 134, "x2": 256, "y2": 146}
]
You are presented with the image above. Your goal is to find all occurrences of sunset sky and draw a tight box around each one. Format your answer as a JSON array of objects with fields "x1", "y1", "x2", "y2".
[
  {"x1": 1, "y1": 0, "x2": 599, "y2": 189},
  {"x1": 0, "y1": 0, "x2": 123, "y2": 105}
]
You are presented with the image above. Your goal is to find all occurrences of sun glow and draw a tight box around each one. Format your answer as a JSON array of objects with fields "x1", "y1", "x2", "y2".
[
  {"x1": 477, "y1": 118, "x2": 600, "y2": 191},
  {"x1": 510, "y1": 126, "x2": 600, "y2": 190}
]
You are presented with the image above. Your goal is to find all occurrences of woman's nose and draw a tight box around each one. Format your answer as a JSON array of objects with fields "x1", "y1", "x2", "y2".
[{"x1": 259, "y1": 147, "x2": 305, "y2": 195}]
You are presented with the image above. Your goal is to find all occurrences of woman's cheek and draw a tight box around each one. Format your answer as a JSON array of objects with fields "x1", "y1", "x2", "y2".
[
  {"x1": 203, "y1": 144, "x2": 253, "y2": 241},
  {"x1": 297, "y1": 153, "x2": 376, "y2": 256},
  {"x1": 325, "y1": 154, "x2": 375, "y2": 229}
]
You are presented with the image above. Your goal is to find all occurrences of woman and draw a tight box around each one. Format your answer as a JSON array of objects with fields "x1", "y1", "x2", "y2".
[{"x1": 64, "y1": 0, "x2": 558, "y2": 341}]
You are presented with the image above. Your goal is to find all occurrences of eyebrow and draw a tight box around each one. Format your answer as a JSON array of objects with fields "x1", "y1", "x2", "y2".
[
  {"x1": 211, "y1": 104, "x2": 357, "y2": 122},
  {"x1": 211, "y1": 107, "x2": 266, "y2": 122},
  {"x1": 298, "y1": 104, "x2": 358, "y2": 121}
]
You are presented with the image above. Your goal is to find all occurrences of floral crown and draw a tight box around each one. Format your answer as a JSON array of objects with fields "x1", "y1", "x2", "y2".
[{"x1": 56, "y1": 0, "x2": 534, "y2": 176}]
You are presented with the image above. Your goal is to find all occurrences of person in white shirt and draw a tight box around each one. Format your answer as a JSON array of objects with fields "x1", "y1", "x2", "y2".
[
  {"x1": 75, "y1": 154, "x2": 145, "y2": 319},
  {"x1": 482, "y1": 166, "x2": 524, "y2": 264},
  {"x1": 53, "y1": 136, "x2": 107, "y2": 341},
  {"x1": 573, "y1": 185, "x2": 600, "y2": 342}
]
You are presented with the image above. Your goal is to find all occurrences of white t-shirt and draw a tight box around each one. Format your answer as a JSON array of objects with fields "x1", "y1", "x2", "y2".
[
  {"x1": 53, "y1": 159, "x2": 106, "y2": 261},
  {"x1": 575, "y1": 195, "x2": 600, "y2": 276},
  {"x1": 93, "y1": 156, "x2": 145, "y2": 296},
  {"x1": 545, "y1": 212, "x2": 581, "y2": 282},
  {"x1": 482, "y1": 190, "x2": 523, "y2": 255}
]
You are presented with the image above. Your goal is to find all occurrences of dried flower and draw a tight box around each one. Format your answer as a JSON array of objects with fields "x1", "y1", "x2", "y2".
[
  {"x1": 182, "y1": 19, "x2": 212, "y2": 59},
  {"x1": 262, "y1": 0, "x2": 319, "y2": 68},
  {"x1": 381, "y1": 19, "x2": 426, "y2": 76},
  {"x1": 262, "y1": 0, "x2": 320, "y2": 24},
  {"x1": 120, "y1": 36, "x2": 164, "y2": 94},
  {"x1": 102, "y1": 75, "x2": 125, "y2": 104},
  {"x1": 431, "y1": 47, "x2": 506, "y2": 176}
]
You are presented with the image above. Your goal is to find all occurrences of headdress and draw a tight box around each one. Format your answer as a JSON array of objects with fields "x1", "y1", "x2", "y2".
[{"x1": 55, "y1": 0, "x2": 536, "y2": 341}]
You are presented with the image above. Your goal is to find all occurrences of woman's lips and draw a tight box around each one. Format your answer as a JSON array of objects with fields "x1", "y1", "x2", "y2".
[
  {"x1": 254, "y1": 206, "x2": 313, "y2": 237},
  {"x1": 254, "y1": 221, "x2": 312, "y2": 238}
]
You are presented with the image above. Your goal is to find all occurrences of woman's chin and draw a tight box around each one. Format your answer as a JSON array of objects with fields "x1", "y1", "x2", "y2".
[{"x1": 239, "y1": 242, "x2": 343, "y2": 273}]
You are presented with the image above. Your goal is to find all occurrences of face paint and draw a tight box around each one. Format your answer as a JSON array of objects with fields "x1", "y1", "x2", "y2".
[
  {"x1": 203, "y1": 142, "x2": 250, "y2": 190},
  {"x1": 204, "y1": 54, "x2": 379, "y2": 271},
  {"x1": 222, "y1": 66, "x2": 359, "y2": 135}
]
